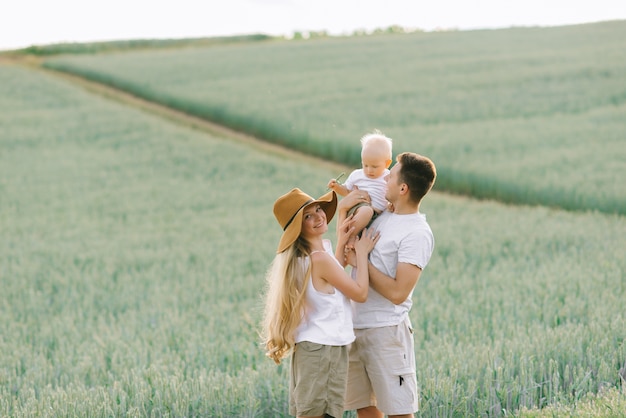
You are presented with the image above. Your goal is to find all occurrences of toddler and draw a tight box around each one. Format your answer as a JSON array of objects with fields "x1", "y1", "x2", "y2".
[{"x1": 327, "y1": 131, "x2": 392, "y2": 237}]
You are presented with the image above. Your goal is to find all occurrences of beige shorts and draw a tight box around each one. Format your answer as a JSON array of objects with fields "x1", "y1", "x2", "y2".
[
  {"x1": 289, "y1": 341, "x2": 349, "y2": 418},
  {"x1": 345, "y1": 317, "x2": 419, "y2": 415},
  {"x1": 347, "y1": 201, "x2": 372, "y2": 217}
]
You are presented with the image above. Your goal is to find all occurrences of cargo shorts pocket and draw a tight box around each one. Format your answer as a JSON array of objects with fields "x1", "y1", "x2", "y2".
[{"x1": 293, "y1": 341, "x2": 324, "y2": 382}]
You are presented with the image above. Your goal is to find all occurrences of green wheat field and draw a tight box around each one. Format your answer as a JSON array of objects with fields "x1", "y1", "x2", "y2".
[
  {"x1": 42, "y1": 21, "x2": 626, "y2": 215},
  {"x1": 1, "y1": 21, "x2": 625, "y2": 417}
]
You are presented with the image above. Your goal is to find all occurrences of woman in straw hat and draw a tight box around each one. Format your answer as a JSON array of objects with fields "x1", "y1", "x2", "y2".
[{"x1": 262, "y1": 188, "x2": 379, "y2": 418}]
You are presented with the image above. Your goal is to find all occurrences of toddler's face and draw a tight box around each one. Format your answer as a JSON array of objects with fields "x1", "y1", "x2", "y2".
[{"x1": 361, "y1": 155, "x2": 389, "y2": 179}]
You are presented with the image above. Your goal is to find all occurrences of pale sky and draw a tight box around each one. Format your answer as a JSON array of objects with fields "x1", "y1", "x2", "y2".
[{"x1": 2, "y1": 0, "x2": 625, "y2": 50}]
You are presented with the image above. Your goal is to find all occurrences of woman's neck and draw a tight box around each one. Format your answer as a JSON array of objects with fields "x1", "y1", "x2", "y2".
[{"x1": 306, "y1": 236, "x2": 325, "y2": 252}]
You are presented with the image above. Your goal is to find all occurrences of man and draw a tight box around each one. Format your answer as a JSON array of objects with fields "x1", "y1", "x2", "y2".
[{"x1": 337, "y1": 151, "x2": 437, "y2": 418}]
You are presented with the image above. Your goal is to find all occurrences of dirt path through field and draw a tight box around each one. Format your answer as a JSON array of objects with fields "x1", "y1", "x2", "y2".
[{"x1": 5, "y1": 55, "x2": 349, "y2": 175}]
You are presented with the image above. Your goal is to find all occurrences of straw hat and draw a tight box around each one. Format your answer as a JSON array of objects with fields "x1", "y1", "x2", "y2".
[{"x1": 273, "y1": 188, "x2": 337, "y2": 253}]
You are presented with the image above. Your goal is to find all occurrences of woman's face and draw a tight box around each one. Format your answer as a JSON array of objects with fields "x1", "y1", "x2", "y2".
[{"x1": 300, "y1": 204, "x2": 328, "y2": 239}]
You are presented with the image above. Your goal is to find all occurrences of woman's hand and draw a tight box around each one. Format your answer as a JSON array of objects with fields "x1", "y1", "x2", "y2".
[
  {"x1": 338, "y1": 188, "x2": 370, "y2": 212},
  {"x1": 337, "y1": 214, "x2": 356, "y2": 245},
  {"x1": 354, "y1": 227, "x2": 380, "y2": 256}
]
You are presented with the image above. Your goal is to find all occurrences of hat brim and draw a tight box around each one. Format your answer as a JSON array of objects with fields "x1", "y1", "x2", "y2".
[{"x1": 276, "y1": 190, "x2": 337, "y2": 253}]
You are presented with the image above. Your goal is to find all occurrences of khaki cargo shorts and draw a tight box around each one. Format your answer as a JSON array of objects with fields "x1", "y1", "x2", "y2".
[
  {"x1": 345, "y1": 317, "x2": 419, "y2": 415},
  {"x1": 289, "y1": 341, "x2": 349, "y2": 418}
]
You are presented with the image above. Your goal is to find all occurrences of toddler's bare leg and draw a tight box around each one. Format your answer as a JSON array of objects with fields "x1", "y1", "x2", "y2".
[{"x1": 352, "y1": 205, "x2": 374, "y2": 237}]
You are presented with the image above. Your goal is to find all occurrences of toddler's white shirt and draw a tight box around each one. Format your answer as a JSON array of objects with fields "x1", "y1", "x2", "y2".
[{"x1": 344, "y1": 169, "x2": 390, "y2": 212}]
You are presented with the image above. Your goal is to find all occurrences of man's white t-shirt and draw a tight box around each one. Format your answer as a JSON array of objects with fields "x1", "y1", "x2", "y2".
[
  {"x1": 344, "y1": 169, "x2": 390, "y2": 212},
  {"x1": 352, "y1": 210, "x2": 434, "y2": 329}
]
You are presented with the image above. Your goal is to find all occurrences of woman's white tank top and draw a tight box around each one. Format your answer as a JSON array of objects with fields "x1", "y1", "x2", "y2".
[{"x1": 294, "y1": 239, "x2": 355, "y2": 346}]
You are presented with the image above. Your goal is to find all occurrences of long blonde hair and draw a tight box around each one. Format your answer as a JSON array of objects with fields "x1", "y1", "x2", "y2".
[{"x1": 262, "y1": 236, "x2": 312, "y2": 364}]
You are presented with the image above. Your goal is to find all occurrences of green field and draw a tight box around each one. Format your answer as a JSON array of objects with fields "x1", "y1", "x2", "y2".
[
  {"x1": 2, "y1": 22, "x2": 626, "y2": 417},
  {"x1": 41, "y1": 21, "x2": 626, "y2": 215}
]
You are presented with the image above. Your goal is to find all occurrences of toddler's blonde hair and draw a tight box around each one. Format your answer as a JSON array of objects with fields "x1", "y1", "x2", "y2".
[{"x1": 360, "y1": 130, "x2": 393, "y2": 160}]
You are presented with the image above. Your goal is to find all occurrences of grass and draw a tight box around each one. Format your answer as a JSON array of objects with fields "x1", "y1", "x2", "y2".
[
  {"x1": 1, "y1": 34, "x2": 276, "y2": 56},
  {"x1": 40, "y1": 20, "x2": 626, "y2": 214},
  {"x1": 0, "y1": 63, "x2": 297, "y2": 416},
  {"x1": 2, "y1": 30, "x2": 626, "y2": 416},
  {"x1": 412, "y1": 193, "x2": 626, "y2": 415},
  {"x1": 518, "y1": 387, "x2": 626, "y2": 417}
]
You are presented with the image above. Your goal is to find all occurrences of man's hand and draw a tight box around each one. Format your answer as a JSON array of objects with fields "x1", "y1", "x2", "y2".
[{"x1": 344, "y1": 246, "x2": 357, "y2": 267}]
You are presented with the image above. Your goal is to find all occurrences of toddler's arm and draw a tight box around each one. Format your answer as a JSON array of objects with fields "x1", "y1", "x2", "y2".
[{"x1": 327, "y1": 178, "x2": 350, "y2": 196}]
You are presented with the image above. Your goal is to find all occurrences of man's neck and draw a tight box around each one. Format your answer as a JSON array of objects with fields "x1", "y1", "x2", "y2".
[{"x1": 391, "y1": 200, "x2": 419, "y2": 215}]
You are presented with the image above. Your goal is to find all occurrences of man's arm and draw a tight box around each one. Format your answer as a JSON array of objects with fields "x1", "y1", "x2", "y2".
[{"x1": 368, "y1": 261, "x2": 422, "y2": 305}]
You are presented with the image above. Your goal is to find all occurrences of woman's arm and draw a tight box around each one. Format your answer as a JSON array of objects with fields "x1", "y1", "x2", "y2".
[
  {"x1": 336, "y1": 188, "x2": 370, "y2": 233},
  {"x1": 334, "y1": 214, "x2": 356, "y2": 267},
  {"x1": 316, "y1": 228, "x2": 379, "y2": 302}
]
